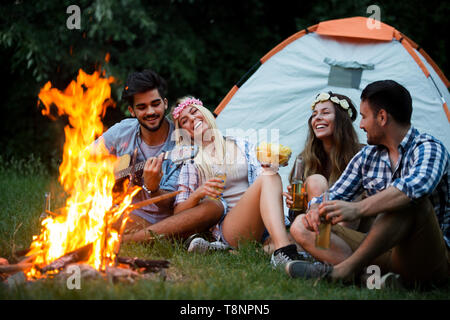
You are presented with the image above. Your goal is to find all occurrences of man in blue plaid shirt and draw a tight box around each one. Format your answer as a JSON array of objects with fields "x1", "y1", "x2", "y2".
[{"x1": 287, "y1": 80, "x2": 449, "y2": 287}]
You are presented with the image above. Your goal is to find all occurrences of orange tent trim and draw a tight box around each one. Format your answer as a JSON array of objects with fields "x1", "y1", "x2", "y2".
[
  {"x1": 443, "y1": 102, "x2": 450, "y2": 123},
  {"x1": 400, "y1": 34, "x2": 450, "y2": 88},
  {"x1": 316, "y1": 16, "x2": 395, "y2": 41},
  {"x1": 394, "y1": 30, "x2": 430, "y2": 78},
  {"x1": 214, "y1": 85, "x2": 238, "y2": 115},
  {"x1": 215, "y1": 17, "x2": 449, "y2": 122}
]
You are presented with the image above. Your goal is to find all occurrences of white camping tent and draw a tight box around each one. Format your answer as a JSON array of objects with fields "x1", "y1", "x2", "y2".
[{"x1": 215, "y1": 17, "x2": 450, "y2": 215}]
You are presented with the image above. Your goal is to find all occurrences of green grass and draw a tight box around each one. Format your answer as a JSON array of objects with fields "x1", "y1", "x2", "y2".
[{"x1": 0, "y1": 159, "x2": 449, "y2": 300}]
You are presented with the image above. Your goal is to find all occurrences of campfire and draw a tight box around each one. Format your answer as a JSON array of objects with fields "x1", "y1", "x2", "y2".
[{"x1": 0, "y1": 69, "x2": 174, "y2": 284}]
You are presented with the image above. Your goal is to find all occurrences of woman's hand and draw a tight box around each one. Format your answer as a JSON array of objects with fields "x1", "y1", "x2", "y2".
[
  {"x1": 283, "y1": 185, "x2": 293, "y2": 208},
  {"x1": 193, "y1": 178, "x2": 225, "y2": 200}
]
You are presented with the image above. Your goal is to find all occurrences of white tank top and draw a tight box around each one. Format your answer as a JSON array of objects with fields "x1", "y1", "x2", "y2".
[{"x1": 221, "y1": 143, "x2": 249, "y2": 210}]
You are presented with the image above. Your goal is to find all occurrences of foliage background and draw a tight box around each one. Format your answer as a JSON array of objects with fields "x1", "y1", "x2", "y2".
[{"x1": 0, "y1": 0, "x2": 449, "y2": 168}]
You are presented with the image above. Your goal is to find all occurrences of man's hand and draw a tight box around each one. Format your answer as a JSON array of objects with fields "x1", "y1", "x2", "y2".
[
  {"x1": 143, "y1": 153, "x2": 164, "y2": 192},
  {"x1": 301, "y1": 203, "x2": 321, "y2": 235},
  {"x1": 319, "y1": 200, "x2": 361, "y2": 224}
]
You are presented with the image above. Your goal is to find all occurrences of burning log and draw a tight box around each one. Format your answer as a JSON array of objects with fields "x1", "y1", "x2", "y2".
[
  {"x1": 117, "y1": 256, "x2": 169, "y2": 273},
  {"x1": 0, "y1": 255, "x2": 36, "y2": 275},
  {"x1": 39, "y1": 243, "x2": 93, "y2": 273},
  {"x1": 55, "y1": 263, "x2": 103, "y2": 281},
  {"x1": 105, "y1": 266, "x2": 141, "y2": 283},
  {"x1": 0, "y1": 263, "x2": 33, "y2": 275}
]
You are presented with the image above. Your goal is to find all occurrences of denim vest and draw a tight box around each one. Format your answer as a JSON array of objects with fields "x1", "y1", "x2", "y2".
[{"x1": 100, "y1": 117, "x2": 181, "y2": 223}]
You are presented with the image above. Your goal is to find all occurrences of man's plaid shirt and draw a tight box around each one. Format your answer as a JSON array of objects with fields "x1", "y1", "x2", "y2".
[{"x1": 310, "y1": 127, "x2": 450, "y2": 248}]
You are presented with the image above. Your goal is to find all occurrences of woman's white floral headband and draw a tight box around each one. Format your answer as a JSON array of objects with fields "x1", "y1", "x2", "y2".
[
  {"x1": 311, "y1": 92, "x2": 353, "y2": 119},
  {"x1": 172, "y1": 97, "x2": 203, "y2": 120}
]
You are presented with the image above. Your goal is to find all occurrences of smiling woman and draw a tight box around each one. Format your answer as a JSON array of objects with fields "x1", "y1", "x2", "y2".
[
  {"x1": 285, "y1": 92, "x2": 361, "y2": 228},
  {"x1": 171, "y1": 96, "x2": 304, "y2": 268},
  {"x1": 292, "y1": 92, "x2": 360, "y2": 186},
  {"x1": 287, "y1": 91, "x2": 364, "y2": 263}
]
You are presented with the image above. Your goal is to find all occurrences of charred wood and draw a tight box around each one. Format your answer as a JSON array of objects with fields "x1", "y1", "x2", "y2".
[{"x1": 39, "y1": 243, "x2": 93, "y2": 273}]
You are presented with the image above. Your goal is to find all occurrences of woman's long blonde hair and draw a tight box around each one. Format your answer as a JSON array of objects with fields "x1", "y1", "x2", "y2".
[
  {"x1": 290, "y1": 93, "x2": 361, "y2": 185},
  {"x1": 172, "y1": 96, "x2": 238, "y2": 182}
]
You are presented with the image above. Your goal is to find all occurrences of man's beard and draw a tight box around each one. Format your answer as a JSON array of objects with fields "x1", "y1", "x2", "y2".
[
  {"x1": 139, "y1": 115, "x2": 165, "y2": 132},
  {"x1": 366, "y1": 133, "x2": 382, "y2": 146}
]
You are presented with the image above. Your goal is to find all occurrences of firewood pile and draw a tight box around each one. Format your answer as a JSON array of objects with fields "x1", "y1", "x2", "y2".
[{"x1": 0, "y1": 244, "x2": 170, "y2": 288}]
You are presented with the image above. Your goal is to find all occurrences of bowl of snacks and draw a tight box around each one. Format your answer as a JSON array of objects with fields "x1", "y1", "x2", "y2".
[{"x1": 256, "y1": 142, "x2": 292, "y2": 170}]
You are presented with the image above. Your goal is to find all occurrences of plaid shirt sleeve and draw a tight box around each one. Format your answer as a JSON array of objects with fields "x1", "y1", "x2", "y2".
[
  {"x1": 243, "y1": 138, "x2": 262, "y2": 184},
  {"x1": 174, "y1": 162, "x2": 199, "y2": 205},
  {"x1": 390, "y1": 139, "x2": 448, "y2": 199},
  {"x1": 309, "y1": 149, "x2": 365, "y2": 207}
]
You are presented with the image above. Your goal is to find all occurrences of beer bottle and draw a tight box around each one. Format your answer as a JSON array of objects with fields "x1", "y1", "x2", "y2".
[{"x1": 288, "y1": 157, "x2": 306, "y2": 222}]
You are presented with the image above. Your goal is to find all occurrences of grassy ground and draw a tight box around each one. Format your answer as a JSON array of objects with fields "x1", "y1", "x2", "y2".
[{"x1": 0, "y1": 158, "x2": 449, "y2": 300}]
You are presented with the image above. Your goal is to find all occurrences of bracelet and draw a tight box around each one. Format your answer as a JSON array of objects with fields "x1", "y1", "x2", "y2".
[{"x1": 142, "y1": 184, "x2": 159, "y2": 195}]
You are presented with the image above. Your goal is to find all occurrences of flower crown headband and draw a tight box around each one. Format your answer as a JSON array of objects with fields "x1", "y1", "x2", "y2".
[
  {"x1": 311, "y1": 92, "x2": 354, "y2": 119},
  {"x1": 172, "y1": 97, "x2": 203, "y2": 120}
]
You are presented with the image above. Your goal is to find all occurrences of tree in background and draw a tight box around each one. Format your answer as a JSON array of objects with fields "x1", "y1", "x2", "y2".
[{"x1": 0, "y1": 0, "x2": 448, "y2": 168}]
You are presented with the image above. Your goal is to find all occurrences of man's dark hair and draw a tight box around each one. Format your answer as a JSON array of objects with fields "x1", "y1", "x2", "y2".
[
  {"x1": 122, "y1": 69, "x2": 168, "y2": 106},
  {"x1": 360, "y1": 80, "x2": 412, "y2": 125}
]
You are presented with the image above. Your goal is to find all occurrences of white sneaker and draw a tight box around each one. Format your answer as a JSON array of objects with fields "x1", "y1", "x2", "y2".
[
  {"x1": 187, "y1": 237, "x2": 210, "y2": 253},
  {"x1": 187, "y1": 238, "x2": 229, "y2": 253}
]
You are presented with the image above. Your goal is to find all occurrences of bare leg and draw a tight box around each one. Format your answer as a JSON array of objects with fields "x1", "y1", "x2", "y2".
[
  {"x1": 123, "y1": 199, "x2": 223, "y2": 242},
  {"x1": 222, "y1": 173, "x2": 291, "y2": 249},
  {"x1": 290, "y1": 214, "x2": 353, "y2": 264},
  {"x1": 289, "y1": 174, "x2": 353, "y2": 263},
  {"x1": 305, "y1": 174, "x2": 328, "y2": 200},
  {"x1": 263, "y1": 234, "x2": 304, "y2": 255},
  {"x1": 304, "y1": 174, "x2": 360, "y2": 230},
  {"x1": 289, "y1": 173, "x2": 361, "y2": 264}
]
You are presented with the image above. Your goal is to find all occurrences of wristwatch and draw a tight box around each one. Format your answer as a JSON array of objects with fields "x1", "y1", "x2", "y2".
[{"x1": 142, "y1": 184, "x2": 159, "y2": 195}]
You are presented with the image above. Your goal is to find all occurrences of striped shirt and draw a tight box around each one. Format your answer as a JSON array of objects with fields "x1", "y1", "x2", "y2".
[{"x1": 310, "y1": 127, "x2": 450, "y2": 248}]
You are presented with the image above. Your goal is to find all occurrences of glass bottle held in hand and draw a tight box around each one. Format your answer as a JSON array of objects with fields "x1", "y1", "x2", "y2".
[
  {"x1": 290, "y1": 157, "x2": 307, "y2": 212},
  {"x1": 288, "y1": 157, "x2": 307, "y2": 222}
]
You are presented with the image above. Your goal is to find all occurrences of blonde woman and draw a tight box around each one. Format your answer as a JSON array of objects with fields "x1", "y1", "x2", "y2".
[{"x1": 172, "y1": 96, "x2": 303, "y2": 268}]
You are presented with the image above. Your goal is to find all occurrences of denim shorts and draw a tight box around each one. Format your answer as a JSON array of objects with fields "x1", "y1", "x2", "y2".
[{"x1": 211, "y1": 197, "x2": 270, "y2": 248}]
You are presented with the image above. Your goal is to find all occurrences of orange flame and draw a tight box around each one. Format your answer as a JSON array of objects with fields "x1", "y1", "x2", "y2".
[{"x1": 26, "y1": 69, "x2": 139, "y2": 278}]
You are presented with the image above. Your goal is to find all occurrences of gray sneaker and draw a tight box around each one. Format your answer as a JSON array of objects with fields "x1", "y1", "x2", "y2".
[
  {"x1": 285, "y1": 260, "x2": 333, "y2": 279},
  {"x1": 380, "y1": 272, "x2": 404, "y2": 290},
  {"x1": 187, "y1": 237, "x2": 229, "y2": 253},
  {"x1": 270, "y1": 244, "x2": 305, "y2": 268},
  {"x1": 298, "y1": 251, "x2": 317, "y2": 263}
]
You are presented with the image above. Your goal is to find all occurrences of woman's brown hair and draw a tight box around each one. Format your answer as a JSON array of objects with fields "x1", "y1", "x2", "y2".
[{"x1": 289, "y1": 93, "x2": 361, "y2": 185}]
